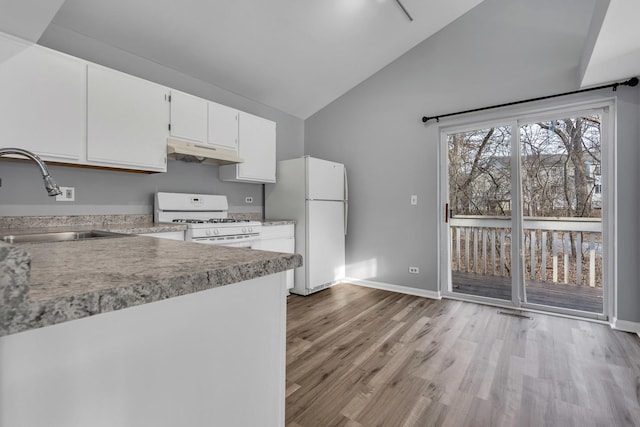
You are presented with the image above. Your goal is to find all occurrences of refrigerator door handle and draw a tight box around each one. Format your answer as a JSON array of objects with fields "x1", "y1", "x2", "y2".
[{"x1": 344, "y1": 167, "x2": 348, "y2": 236}]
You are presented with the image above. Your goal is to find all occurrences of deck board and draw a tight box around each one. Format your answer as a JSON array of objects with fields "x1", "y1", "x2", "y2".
[{"x1": 452, "y1": 271, "x2": 603, "y2": 313}]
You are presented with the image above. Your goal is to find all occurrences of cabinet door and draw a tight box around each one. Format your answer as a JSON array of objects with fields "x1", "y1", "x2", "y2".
[
  {"x1": 219, "y1": 112, "x2": 275, "y2": 183},
  {"x1": 170, "y1": 91, "x2": 207, "y2": 144},
  {"x1": 0, "y1": 45, "x2": 85, "y2": 163},
  {"x1": 238, "y1": 112, "x2": 276, "y2": 181},
  {"x1": 208, "y1": 101, "x2": 238, "y2": 150},
  {"x1": 87, "y1": 65, "x2": 169, "y2": 172}
]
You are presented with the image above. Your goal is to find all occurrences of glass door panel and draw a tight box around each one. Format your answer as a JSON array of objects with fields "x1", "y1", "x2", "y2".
[
  {"x1": 519, "y1": 114, "x2": 604, "y2": 314},
  {"x1": 447, "y1": 125, "x2": 513, "y2": 302}
]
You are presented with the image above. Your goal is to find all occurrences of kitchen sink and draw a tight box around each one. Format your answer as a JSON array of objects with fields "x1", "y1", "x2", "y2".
[{"x1": 1, "y1": 230, "x2": 132, "y2": 244}]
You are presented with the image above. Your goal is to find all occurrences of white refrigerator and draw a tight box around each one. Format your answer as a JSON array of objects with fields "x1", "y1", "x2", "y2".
[{"x1": 265, "y1": 156, "x2": 347, "y2": 295}]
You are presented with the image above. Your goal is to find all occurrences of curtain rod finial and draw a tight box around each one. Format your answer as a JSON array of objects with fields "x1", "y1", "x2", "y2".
[{"x1": 422, "y1": 116, "x2": 439, "y2": 123}]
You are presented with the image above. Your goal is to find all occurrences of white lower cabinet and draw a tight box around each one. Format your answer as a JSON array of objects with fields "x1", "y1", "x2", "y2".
[
  {"x1": 255, "y1": 224, "x2": 295, "y2": 289},
  {"x1": 0, "y1": 45, "x2": 86, "y2": 164},
  {"x1": 87, "y1": 65, "x2": 169, "y2": 172},
  {"x1": 0, "y1": 274, "x2": 287, "y2": 427}
]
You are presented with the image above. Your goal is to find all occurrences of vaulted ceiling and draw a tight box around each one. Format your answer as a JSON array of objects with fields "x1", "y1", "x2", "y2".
[
  {"x1": 579, "y1": 0, "x2": 640, "y2": 88},
  {"x1": 44, "y1": 0, "x2": 484, "y2": 119},
  {"x1": 1, "y1": 0, "x2": 638, "y2": 119}
]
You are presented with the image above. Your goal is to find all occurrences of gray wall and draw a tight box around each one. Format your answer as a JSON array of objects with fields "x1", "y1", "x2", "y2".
[
  {"x1": 0, "y1": 160, "x2": 264, "y2": 215},
  {"x1": 0, "y1": 25, "x2": 304, "y2": 216},
  {"x1": 305, "y1": 0, "x2": 640, "y2": 323}
]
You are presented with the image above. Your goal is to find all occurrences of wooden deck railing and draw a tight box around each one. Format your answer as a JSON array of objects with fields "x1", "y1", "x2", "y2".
[{"x1": 449, "y1": 216, "x2": 602, "y2": 287}]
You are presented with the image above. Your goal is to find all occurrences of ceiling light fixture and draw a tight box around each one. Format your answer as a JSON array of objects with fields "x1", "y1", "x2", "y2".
[{"x1": 394, "y1": 0, "x2": 413, "y2": 22}]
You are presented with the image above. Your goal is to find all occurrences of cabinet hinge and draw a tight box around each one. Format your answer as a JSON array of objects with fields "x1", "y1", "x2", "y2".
[
  {"x1": 168, "y1": 94, "x2": 171, "y2": 102},
  {"x1": 168, "y1": 124, "x2": 171, "y2": 131}
]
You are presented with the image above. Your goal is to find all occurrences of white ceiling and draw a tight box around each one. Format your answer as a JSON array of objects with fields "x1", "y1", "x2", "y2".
[
  {"x1": 47, "y1": 0, "x2": 484, "y2": 119},
  {"x1": 3, "y1": 0, "x2": 635, "y2": 119},
  {"x1": 580, "y1": 0, "x2": 640, "y2": 88},
  {"x1": 0, "y1": 0, "x2": 65, "y2": 42},
  {"x1": 0, "y1": 0, "x2": 66, "y2": 63}
]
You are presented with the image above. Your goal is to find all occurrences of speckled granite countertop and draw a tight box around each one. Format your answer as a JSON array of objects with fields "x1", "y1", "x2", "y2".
[
  {"x1": 104, "y1": 222, "x2": 187, "y2": 234},
  {"x1": 0, "y1": 217, "x2": 302, "y2": 337},
  {"x1": 0, "y1": 222, "x2": 187, "y2": 237},
  {"x1": 262, "y1": 219, "x2": 296, "y2": 226}
]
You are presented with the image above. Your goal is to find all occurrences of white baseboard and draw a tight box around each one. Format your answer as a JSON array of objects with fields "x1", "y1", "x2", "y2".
[
  {"x1": 611, "y1": 318, "x2": 640, "y2": 337},
  {"x1": 343, "y1": 278, "x2": 441, "y2": 300}
]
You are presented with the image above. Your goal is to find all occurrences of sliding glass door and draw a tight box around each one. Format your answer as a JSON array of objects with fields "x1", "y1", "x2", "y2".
[
  {"x1": 447, "y1": 125, "x2": 514, "y2": 304},
  {"x1": 441, "y1": 105, "x2": 609, "y2": 319},
  {"x1": 519, "y1": 114, "x2": 604, "y2": 314}
]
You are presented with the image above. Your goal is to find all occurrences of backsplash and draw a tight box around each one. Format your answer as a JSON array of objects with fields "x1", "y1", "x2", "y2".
[
  {"x1": 229, "y1": 212, "x2": 263, "y2": 221},
  {"x1": 0, "y1": 214, "x2": 152, "y2": 230}
]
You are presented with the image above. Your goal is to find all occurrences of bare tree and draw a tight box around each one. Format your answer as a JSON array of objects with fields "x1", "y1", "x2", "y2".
[
  {"x1": 448, "y1": 127, "x2": 512, "y2": 216},
  {"x1": 538, "y1": 117, "x2": 601, "y2": 217}
]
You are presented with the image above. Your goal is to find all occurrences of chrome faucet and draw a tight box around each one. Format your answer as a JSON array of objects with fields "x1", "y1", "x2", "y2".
[{"x1": 0, "y1": 148, "x2": 62, "y2": 196}]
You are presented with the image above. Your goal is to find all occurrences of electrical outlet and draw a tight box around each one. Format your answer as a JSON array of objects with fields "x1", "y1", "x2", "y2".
[
  {"x1": 411, "y1": 195, "x2": 418, "y2": 205},
  {"x1": 409, "y1": 266, "x2": 419, "y2": 274},
  {"x1": 56, "y1": 187, "x2": 75, "y2": 202},
  {"x1": 244, "y1": 196, "x2": 254, "y2": 204}
]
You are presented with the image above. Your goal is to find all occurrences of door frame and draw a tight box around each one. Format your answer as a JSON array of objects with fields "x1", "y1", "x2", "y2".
[{"x1": 437, "y1": 97, "x2": 616, "y2": 321}]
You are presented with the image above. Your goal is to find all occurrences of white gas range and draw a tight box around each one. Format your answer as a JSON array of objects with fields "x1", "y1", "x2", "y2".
[{"x1": 154, "y1": 192, "x2": 261, "y2": 248}]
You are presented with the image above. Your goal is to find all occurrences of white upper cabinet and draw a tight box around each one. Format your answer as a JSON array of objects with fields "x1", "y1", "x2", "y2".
[
  {"x1": 208, "y1": 102, "x2": 238, "y2": 150},
  {"x1": 170, "y1": 93, "x2": 239, "y2": 151},
  {"x1": 219, "y1": 111, "x2": 276, "y2": 183},
  {"x1": 87, "y1": 65, "x2": 169, "y2": 172},
  {"x1": 0, "y1": 44, "x2": 275, "y2": 176},
  {"x1": 0, "y1": 45, "x2": 86, "y2": 163},
  {"x1": 169, "y1": 90, "x2": 207, "y2": 144}
]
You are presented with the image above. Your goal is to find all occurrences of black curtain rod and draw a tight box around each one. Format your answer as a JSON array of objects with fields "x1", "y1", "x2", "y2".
[{"x1": 421, "y1": 76, "x2": 639, "y2": 124}]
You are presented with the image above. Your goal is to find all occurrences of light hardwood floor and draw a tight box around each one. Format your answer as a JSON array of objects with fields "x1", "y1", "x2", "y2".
[{"x1": 286, "y1": 284, "x2": 640, "y2": 427}]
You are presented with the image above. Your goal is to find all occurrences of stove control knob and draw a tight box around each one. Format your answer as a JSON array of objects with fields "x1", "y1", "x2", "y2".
[
  {"x1": 205, "y1": 230, "x2": 211, "y2": 236},
  {"x1": 242, "y1": 227, "x2": 247, "y2": 233},
  {"x1": 248, "y1": 227, "x2": 253, "y2": 233},
  {"x1": 214, "y1": 229, "x2": 220, "y2": 235}
]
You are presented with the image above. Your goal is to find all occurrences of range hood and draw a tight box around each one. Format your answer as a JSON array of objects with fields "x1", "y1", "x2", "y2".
[{"x1": 167, "y1": 138, "x2": 242, "y2": 165}]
